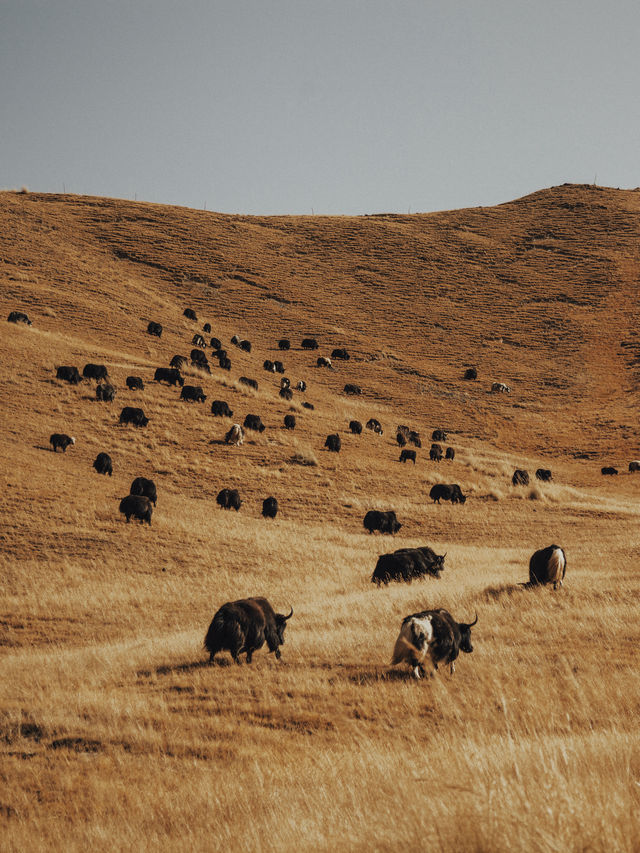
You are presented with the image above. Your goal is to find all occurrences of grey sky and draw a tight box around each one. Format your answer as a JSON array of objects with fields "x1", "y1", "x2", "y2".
[{"x1": 1, "y1": 1, "x2": 638, "y2": 215}]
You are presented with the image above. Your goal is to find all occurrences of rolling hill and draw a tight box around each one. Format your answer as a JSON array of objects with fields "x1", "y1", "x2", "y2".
[{"x1": 1, "y1": 184, "x2": 638, "y2": 851}]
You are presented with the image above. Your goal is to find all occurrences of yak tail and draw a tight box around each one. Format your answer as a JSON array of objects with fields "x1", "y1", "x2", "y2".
[
  {"x1": 204, "y1": 613, "x2": 226, "y2": 654},
  {"x1": 391, "y1": 634, "x2": 422, "y2": 666},
  {"x1": 548, "y1": 547, "x2": 566, "y2": 583}
]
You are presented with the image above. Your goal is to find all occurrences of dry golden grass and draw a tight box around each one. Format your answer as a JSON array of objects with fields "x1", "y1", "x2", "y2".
[{"x1": 1, "y1": 185, "x2": 639, "y2": 851}]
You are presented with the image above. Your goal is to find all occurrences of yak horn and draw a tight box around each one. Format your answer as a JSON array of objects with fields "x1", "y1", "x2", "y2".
[
  {"x1": 468, "y1": 611, "x2": 478, "y2": 627},
  {"x1": 284, "y1": 606, "x2": 293, "y2": 620}
]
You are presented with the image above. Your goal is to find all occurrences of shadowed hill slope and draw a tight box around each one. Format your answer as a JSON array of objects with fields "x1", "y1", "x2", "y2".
[{"x1": 2, "y1": 183, "x2": 640, "y2": 457}]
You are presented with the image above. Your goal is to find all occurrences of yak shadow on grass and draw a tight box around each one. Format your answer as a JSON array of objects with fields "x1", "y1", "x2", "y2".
[
  {"x1": 347, "y1": 667, "x2": 412, "y2": 685},
  {"x1": 49, "y1": 737, "x2": 103, "y2": 753},
  {"x1": 480, "y1": 582, "x2": 529, "y2": 602},
  {"x1": 137, "y1": 658, "x2": 229, "y2": 680}
]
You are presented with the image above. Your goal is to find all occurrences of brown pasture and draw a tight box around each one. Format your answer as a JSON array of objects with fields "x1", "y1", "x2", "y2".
[{"x1": 0, "y1": 184, "x2": 639, "y2": 851}]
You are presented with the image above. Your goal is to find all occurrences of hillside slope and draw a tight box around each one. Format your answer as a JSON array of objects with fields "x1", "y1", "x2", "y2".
[
  {"x1": 1, "y1": 185, "x2": 639, "y2": 852},
  {"x1": 2, "y1": 183, "x2": 640, "y2": 455}
]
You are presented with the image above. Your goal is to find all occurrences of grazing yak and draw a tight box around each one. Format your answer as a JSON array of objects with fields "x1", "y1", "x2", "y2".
[
  {"x1": 210, "y1": 337, "x2": 222, "y2": 351},
  {"x1": 279, "y1": 388, "x2": 293, "y2": 401},
  {"x1": 56, "y1": 365, "x2": 82, "y2": 384},
  {"x1": 302, "y1": 401, "x2": 314, "y2": 410},
  {"x1": 191, "y1": 347, "x2": 208, "y2": 362},
  {"x1": 147, "y1": 321, "x2": 162, "y2": 337},
  {"x1": 302, "y1": 338, "x2": 319, "y2": 350},
  {"x1": 325, "y1": 433, "x2": 341, "y2": 452},
  {"x1": 372, "y1": 546, "x2": 445, "y2": 585},
  {"x1": 529, "y1": 545, "x2": 566, "y2": 590},
  {"x1": 535, "y1": 468, "x2": 552, "y2": 481},
  {"x1": 231, "y1": 335, "x2": 240, "y2": 346},
  {"x1": 96, "y1": 383, "x2": 116, "y2": 402},
  {"x1": 344, "y1": 383, "x2": 362, "y2": 395},
  {"x1": 464, "y1": 367, "x2": 477, "y2": 380},
  {"x1": 8, "y1": 311, "x2": 32, "y2": 325},
  {"x1": 119, "y1": 406, "x2": 149, "y2": 427},
  {"x1": 331, "y1": 348, "x2": 350, "y2": 360},
  {"x1": 154, "y1": 367, "x2": 184, "y2": 386},
  {"x1": 601, "y1": 466, "x2": 618, "y2": 476},
  {"x1": 430, "y1": 443, "x2": 443, "y2": 462},
  {"x1": 204, "y1": 597, "x2": 293, "y2": 664},
  {"x1": 203, "y1": 323, "x2": 211, "y2": 334},
  {"x1": 190, "y1": 350, "x2": 209, "y2": 370},
  {"x1": 284, "y1": 414, "x2": 296, "y2": 430},
  {"x1": 399, "y1": 449, "x2": 416, "y2": 464},
  {"x1": 119, "y1": 494, "x2": 153, "y2": 525},
  {"x1": 83, "y1": 363, "x2": 109, "y2": 381},
  {"x1": 391, "y1": 609, "x2": 477, "y2": 679},
  {"x1": 126, "y1": 376, "x2": 144, "y2": 391},
  {"x1": 170, "y1": 355, "x2": 187, "y2": 370},
  {"x1": 491, "y1": 382, "x2": 511, "y2": 393},
  {"x1": 93, "y1": 452, "x2": 112, "y2": 476},
  {"x1": 278, "y1": 339, "x2": 291, "y2": 350},
  {"x1": 349, "y1": 420, "x2": 363, "y2": 434},
  {"x1": 244, "y1": 414, "x2": 265, "y2": 432},
  {"x1": 445, "y1": 447, "x2": 455, "y2": 461},
  {"x1": 263, "y1": 359, "x2": 276, "y2": 372},
  {"x1": 240, "y1": 339, "x2": 252, "y2": 353},
  {"x1": 239, "y1": 376, "x2": 258, "y2": 391},
  {"x1": 366, "y1": 418, "x2": 383, "y2": 435},
  {"x1": 183, "y1": 308, "x2": 197, "y2": 321},
  {"x1": 363, "y1": 510, "x2": 402, "y2": 535},
  {"x1": 429, "y1": 483, "x2": 466, "y2": 504},
  {"x1": 130, "y1": 477, "x2": 157, "y2": 506},
  {"x1": 317, "y1": 356, "x2": 333, "y2": 369},
  {"x1": 398, "y1": 426, "x2": 421, "y2": 446},
  {"x1": 50, "y1": 433, "x2": 75, "y2": 453},
  {"x1": 192, "y1": 334, "x2": 206, "y2": 348},
  {"x1": 280, "y1": 377, "x2": 290, "y2": 390},
  {"x1": 295, "y1": 380, "x2": 306, "y2": 392},
  {"x1": 216, "y1": 488, "x2": 242, "y2": 511},
  {"x1": 512, "y1": 469, "x2": 530, "y2": 486},
  {"x1": 219, "y1": 356, "x2": 232, "y2": 371},
  {"x1": 273, "y1": 360, "x2": 285, "y2": 374},
  {"x1": 211, "y1": 400, "x2": 233, "y2": 417},
  {"x1": 262, "y1": 497, "x2": 279, "y2": 519},
  {"x1": 432, "y1": 429, "x2": 447, "y2": 442},
  {"x1": 224, "y1": 424, "x2": 244, "y2": 446},
  {"x1": 181, "y1": 385, "x2": 207, "y2": 403},
  {"x1": 629, "y1": 461, "x2": 640, "y2": 472}
]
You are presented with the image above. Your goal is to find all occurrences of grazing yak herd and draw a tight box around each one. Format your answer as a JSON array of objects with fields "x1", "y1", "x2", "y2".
[{"x1": 6, "y1": 306, "x2": 634, "y2": 679}]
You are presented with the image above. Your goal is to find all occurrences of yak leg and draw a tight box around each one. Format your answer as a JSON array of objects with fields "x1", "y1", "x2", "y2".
[
  {"x1": 449, "y1": 661, "x2": 456, "y2": 675},
  {"x1": 274, "y1": 648, "x2": 281, "y2": 660},
  {"x1": 245, "y1": 649, "x2": 253, "y2": 664}
]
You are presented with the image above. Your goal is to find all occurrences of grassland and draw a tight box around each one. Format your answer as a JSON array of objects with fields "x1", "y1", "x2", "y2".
[{"x1": 0, "y1": 184, "x2": 639, "y2": 851}]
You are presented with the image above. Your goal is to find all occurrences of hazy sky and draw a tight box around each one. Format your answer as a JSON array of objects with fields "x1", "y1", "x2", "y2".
[{"x1": 1, "y1": 1, "x2": 638, "y2": 215}]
